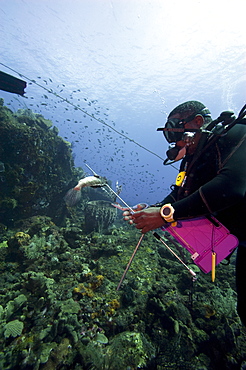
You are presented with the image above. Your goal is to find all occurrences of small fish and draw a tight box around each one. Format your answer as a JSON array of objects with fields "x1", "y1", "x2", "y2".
[
  {"x1": 74, "y1": 176, "x2": 107, "y2": 190},
  {"x1": 64, "y1": 176, "x2": 107, "y2": 207}
]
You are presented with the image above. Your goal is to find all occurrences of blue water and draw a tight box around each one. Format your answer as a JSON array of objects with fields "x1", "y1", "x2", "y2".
[{"x1": 1, "y1": 0, "x2": 245, "y2": 205}]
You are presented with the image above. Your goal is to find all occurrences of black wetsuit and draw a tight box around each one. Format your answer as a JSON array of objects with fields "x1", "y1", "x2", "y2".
[{"x1": 159, "y1": 118, "x2": 246, "y2": 325}]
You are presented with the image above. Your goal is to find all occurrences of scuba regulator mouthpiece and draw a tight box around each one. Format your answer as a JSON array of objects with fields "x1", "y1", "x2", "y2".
[
  {"x1": 164, "y1": 143, "x2": 187, "y2": 165},
  {"x1": 164, "y1": 131, "x2": 196, "y2": 165}
]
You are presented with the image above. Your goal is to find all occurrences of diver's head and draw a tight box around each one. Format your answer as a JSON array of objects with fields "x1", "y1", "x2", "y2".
[{"x1": 157, "y1": 101, "x2": 212, "y2": 164}]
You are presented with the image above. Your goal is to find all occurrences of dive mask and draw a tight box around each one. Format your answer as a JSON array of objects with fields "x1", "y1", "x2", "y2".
[
  {"x1": 157, "y1": 108, "x2": 211, "y2": 143},
  {"x1": 157, "y1": 114, "x2": 199, "y2": 143}
]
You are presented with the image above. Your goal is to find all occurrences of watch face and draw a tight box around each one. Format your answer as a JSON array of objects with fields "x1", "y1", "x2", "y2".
[
  {"x1": 160, "y1": 204, "x2": 174, "y2": 222},
  {"x1": 163, "y1": 206, "x2": 171, "y2": 216}
]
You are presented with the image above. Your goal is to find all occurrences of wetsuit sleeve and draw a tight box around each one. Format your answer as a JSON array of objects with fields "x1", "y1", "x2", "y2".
[
  {"x1": 153, "y1": 185, "x2": 179, "y2": 207},
  {"x1": 173, "y1": 138, "x2": 246, "y2": 219}
]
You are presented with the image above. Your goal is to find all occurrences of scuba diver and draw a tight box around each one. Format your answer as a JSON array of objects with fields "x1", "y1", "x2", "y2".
[{"x1": 123, "y1": 100, "x2": 246, "y2": 326}]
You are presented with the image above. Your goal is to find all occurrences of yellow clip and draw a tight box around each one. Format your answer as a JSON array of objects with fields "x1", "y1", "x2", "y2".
[
  {"x1": 211, "y1": 252, "x2": 216, "y2": 282},
  {"x1": 175, "y1": 171, "x2": 186, "y2": 186}
]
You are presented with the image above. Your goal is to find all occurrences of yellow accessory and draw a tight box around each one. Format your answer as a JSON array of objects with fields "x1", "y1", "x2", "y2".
[
  {"x1": 175, "y1": 171, "x2": 186, "y2": 187},
  {"x1": 211, "y1": 252, "x2": 216, "y2": 282},
  {"x1": 160, "y1": 204, "x2": 175, "y2": 223}
]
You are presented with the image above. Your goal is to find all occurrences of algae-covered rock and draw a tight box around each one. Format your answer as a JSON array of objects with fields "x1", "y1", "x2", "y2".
[
  {"x1": 40, "y1": 338, "x2": 71, "y2": 368},
  {"x1": 0, "y1": 101, "x2": 79, "y2": 225},
  {"x1": 109, "y1": 331, "x2": 155, "y2": 368},
  {"x1": 58, "y1": 298, "x2": 80, "y2": 316},
  {"x1": 0, "y1": 305, "x2": 4, "y2": 320},
  {"x1": 39, "y1": 342, "x2": 57, "y2": 364},
  {"x1": 5, "y1": 293, "x2": 27, "y2": 320},
  {"x1": 22, "y1": 271, "x2": 56, "y2": 303},
  {"x1": 0, "y1": 240, "x2": 8, "y2": 248},
  {"x1": 13, "y1": 293, "x2": 28, "y2": 308},
  {"x1": 94, "y1": 332, "x2": 109, "y2": 344},
  {"x1": 83, "y1": 331, "x2": 155, "y2": 369}
]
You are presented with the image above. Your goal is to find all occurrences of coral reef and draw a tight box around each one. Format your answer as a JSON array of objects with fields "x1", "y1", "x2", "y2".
[
  {"x1": 4, "y1": 319, "x2": 24, "y2": 338},
  {"x1": 0, "y1": 99, "x2": 80, "y2": 226},
  {"x1": 0, "y1": 100, "x2": 246, "y2": 369}
]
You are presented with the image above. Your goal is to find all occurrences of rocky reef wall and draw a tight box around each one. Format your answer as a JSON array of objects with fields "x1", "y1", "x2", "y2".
[{"x1": 0, "y1": 99, "x2": 79, "y2": 225}]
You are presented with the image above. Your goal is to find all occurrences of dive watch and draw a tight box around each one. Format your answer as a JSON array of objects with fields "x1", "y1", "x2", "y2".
[{"x1": 160, "y1": 204, "x2": 175, "y2": 223}]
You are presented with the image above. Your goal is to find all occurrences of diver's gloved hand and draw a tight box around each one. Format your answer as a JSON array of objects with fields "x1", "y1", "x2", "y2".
[{"x1": 123, "y1": 206, "x2": 167, "y2": 234}]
